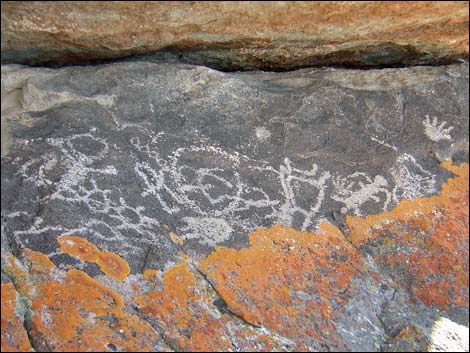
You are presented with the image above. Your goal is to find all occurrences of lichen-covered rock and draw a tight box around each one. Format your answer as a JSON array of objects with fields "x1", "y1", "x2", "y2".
[
  {"x1": 135, "y1": 261, "x2": 303, "y2": 351},
  {"x1": 199, "y1": 223, "x2": 369, "y2": 350},
  {"x1": 1, "y1": 283, "x2": 34, "y2": 352},
  {"x1": 2, "y1": 249, "x2": 169, "y2": 352},
  {"x1": 57, "y1": 235, "x2": 131, "y2": 281},
  {"x1": 348, "y1": 161, "x2": 469, "y2": 311},
  {"x1": 1, "y1": 61, "x2": 469, "y2": 351},
  {"x1": 1, "y1": 1, "x2": 468, "y2": 69}
]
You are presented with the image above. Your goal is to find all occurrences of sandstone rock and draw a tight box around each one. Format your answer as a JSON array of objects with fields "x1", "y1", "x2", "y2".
[
  {"x1": 1, "y1": 61, "x2": 469, "y2": 351},
  {"x1": 1, "y1": 1, "x2": 469, "y2": 69}
]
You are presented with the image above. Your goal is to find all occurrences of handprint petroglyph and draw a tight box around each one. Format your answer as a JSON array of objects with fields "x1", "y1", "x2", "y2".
[{"x1": 423, "y1": 115, "x2": 454, "y2": 142}]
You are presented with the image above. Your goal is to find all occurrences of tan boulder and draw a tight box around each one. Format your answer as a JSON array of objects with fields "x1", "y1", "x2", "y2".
[{"x1": 1, "y1": 1, "x2": 468, "y2": 69}]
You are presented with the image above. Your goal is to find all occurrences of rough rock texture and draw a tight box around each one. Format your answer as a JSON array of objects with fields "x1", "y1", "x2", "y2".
[
  {"x1": 1, "y1": 61, "x2": 469, "y2": 351},
  {"x1": 1, "y1": 1, "x2": 469, "y2": 70}
]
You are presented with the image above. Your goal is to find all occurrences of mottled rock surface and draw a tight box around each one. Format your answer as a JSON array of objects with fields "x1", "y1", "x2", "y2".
[
  {"x1": 1, "y1": 1, "x2": 469, "y2": 70},
  {"x1": 1, "y1": 61, "x2": 469, "y2": 351}
]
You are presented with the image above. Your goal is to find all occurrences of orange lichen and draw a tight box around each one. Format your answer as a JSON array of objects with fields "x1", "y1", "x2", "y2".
[
  {"x1": 347, "y1": 161, "x2": 469, "y2": 310},
  {"x1": 199, "y1": 222, "x2": 363, "y2": 349},
  {"x1": 57, "y1": 235, "x2": 100, "y2": 262},
  {"x1": 139, "y1": 263, "x2": 301, "y2": 351},
  {"x1": 385, "y1": 324, "x2": 428, "y2": 351},
  {"x1": 96, "y1": 251, "x2": 131, "y2": 282},
  {"x1": 136, "y1": 262, "x2": 233, "y2": 351},
  {"x1": 23, "y1": 248, "x2": 55, "y2": 275},
  {"x1": 169, "y1": 231, "x2": 184, "y2": 246},
  {"x1": 3, "y1": 248, "x2": 163, "y2": 352},
  {"x1": 130, "y1": 282, "x2": 140, "y2": 293},
  {"x1": 57, "y1": 235, "x2": 130, "y2": 282},
  {"x1": 143, "y1": 269, "x2": 159, "y2": 283},
  {"x1": 1, "y1": 283, "x2": 34, "y2": 352}
]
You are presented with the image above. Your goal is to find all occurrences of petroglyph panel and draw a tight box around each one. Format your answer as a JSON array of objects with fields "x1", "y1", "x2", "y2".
[{"x1": 1, "y1": 62, "x2": 468, "y2": 274}]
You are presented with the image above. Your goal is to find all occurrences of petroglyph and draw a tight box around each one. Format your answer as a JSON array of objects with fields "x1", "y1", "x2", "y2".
[
  {"x1": 274, "y1": 158, "x2": 330, "y2": 230},
  {"x1": 255, "y1": 127, "x2": 271, "y2": 142},
  {"x1": 331, "y1": 173, "x2": 391, "y2": 216},
  {"x1": 182, "y1": 217, "x2": 233, "y2": 246},
  {"x1": 391, "y1": 154, "x2": 437, "y2": 202},
  {"x1": 1, "y1": 62, "x2": 467, "y2": 263},
  {"x1": 4, "y1": 124, "x2": 444, "y2": 254},
  {"x1": 129, "y1": 133, "x2": 440, "y2": 237},
  {"x1": 423, "y1": 115, "x2": 455, "y2": 142}
]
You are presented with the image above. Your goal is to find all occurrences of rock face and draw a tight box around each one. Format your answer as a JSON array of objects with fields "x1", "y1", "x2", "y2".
[
  {"x1": 1, "y1": 1, "x2": 469, "y2": 70},
  {"x1": 1, "y1": 61, "x2": 469, "y2": 351}
]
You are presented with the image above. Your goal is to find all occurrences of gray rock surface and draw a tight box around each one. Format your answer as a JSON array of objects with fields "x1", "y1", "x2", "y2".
[
  {"x1": 1, "y1": 61, "x2": 469, "y2": 351},
  {"x1": 2, "y1": 62, "x2": 468, "y2": 265}
]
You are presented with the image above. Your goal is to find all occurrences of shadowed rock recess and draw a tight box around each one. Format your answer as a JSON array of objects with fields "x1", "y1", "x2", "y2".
[{"x1": 1, "y1": 60, "x2": 469, "y2": 351}]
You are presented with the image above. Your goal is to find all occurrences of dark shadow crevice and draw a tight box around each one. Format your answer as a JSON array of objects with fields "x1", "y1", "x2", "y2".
[{"x1": 4, "y1": 42, "x2": 468, "y2": 73}]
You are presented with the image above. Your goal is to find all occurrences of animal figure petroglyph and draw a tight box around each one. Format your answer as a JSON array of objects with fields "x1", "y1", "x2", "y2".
[{"x1": 331, "y1": 173, "x2": 391, "y2": 216}]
